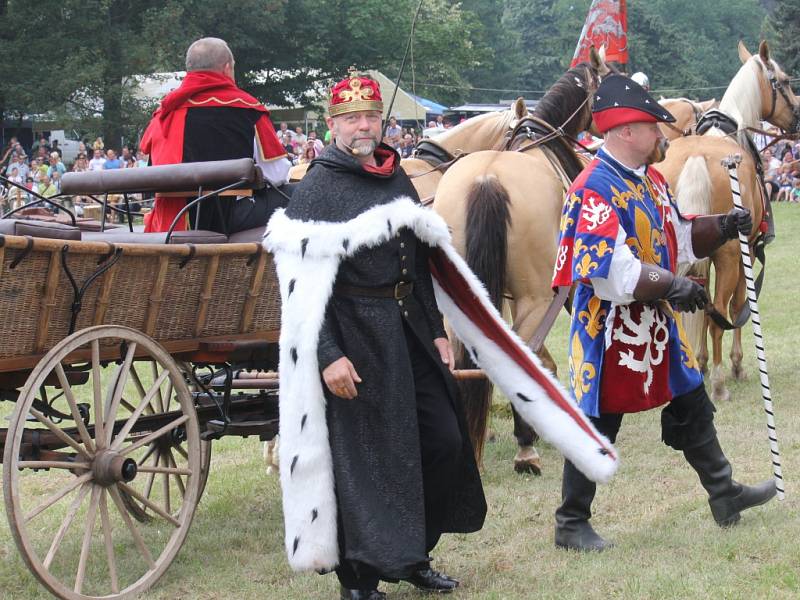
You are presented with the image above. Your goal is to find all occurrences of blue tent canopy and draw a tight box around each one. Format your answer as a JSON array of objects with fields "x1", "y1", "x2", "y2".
[{"x1": 408, "y1": 93, "x2": 447, "y2": 115}]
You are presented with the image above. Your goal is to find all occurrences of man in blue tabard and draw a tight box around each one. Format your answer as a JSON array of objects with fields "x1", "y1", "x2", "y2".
[{"x1": 551, "y1": 74, "x2": 776, "y2": 551}]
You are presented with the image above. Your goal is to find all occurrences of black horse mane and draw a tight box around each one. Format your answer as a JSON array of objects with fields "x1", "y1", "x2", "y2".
[{"x1": 532, "y1": 63, "x2": 597, "y2": 180}]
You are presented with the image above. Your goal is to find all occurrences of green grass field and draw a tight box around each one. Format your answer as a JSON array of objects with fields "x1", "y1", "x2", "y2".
[{"x1": 1, "y1": 204, "x2": 799, "y2": 600}]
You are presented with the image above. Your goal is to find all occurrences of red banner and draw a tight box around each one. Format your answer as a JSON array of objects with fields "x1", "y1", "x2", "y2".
[{"x1": 571, "y1": 0, "x2": 628, "y2": 67}]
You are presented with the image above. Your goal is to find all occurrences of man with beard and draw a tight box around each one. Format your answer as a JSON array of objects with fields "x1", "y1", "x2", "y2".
[
  {"x1": 551, "y1": 74, "x2": 776, "y2": 551},
  {"x1": 140, "y1": 37, "x2": 290, "y2": 233},
  {"x1": 272, "y1": 72, "x2": 485, "y2": 599}
]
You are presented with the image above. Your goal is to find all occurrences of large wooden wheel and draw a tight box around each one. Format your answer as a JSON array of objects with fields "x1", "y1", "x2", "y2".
[{"x1": 3, "y1": 326, "x2": 202, "y2": 600}]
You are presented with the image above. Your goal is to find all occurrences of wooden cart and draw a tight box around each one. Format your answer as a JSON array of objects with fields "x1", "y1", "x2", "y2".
[{"x1": 0, "y1": 160, "x2": 284, "y2": 599}]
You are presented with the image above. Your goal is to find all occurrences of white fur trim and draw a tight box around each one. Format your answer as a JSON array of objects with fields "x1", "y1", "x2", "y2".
[
  {"x1": 264, "y1": 198, "x2": 619, "y2": 572},
  {"x1": 433, "y1": 244, "x2": 619, "y2": 483}
]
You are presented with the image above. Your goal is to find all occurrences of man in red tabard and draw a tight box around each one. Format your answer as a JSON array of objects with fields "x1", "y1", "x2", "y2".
[{"x1": 140, "y1": 37, "x2": 291, "y2": 233}]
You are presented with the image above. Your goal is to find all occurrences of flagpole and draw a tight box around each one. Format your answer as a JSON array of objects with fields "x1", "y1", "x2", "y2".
[{"x1": 722, "y1": 153, "x2": 784, "y2": 500}]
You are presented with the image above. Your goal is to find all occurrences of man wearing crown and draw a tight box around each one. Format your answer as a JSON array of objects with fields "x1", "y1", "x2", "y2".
[
  {"x1": 140, "y1": 37, "x2": 291, "y2": 233},
  {"x1": 551, "y1": 74, "x2": 776, "y2": 552},
  {"x1": 266, "y1": 71, "x2": 487, "y2": 599}
]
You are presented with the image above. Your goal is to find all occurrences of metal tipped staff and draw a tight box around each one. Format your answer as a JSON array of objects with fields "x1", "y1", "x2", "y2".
[{"x1": 721, "y1": 153, "x2": 784, "y2": 500}]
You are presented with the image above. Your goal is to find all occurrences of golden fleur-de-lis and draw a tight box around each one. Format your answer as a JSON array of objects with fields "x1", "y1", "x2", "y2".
[
  {"x1": 575, "y1": 252, "x2": 599, "y2": 278},
  {"x1": 609, "y1": 184, "x2": 632, "y2": 210},
  {"x1": 590, "y1": 240, "x2": 613, "y2": 257},
  {"x1": 578, "y1": 295, "x2": 607, "y2": 339},
  {"x1": 570, "y1": 331, "x2": 596, "y2": 401},
  {"x1": 626, "y1": 206, "x2": 662, "y2": 265},
  {"x1": 674, "y1": 313, "x2": 699, "y2": 370},
  {"x1": 339, "y1": 77, "x2": 375, "y2": 102},
  {"x1": 624, "y1": 177, "x2": 645, "y2": 200},
  {"x1": 560, "y1": 213, "x2": 576, "y2": 233}
]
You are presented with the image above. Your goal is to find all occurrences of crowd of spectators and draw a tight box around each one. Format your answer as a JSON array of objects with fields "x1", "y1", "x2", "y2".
[
  {"x1": 762, "y1": 141, "x2": 800, "y2": 204},
  {"x1": 0, "y1": 117, "x2": 444, "y2": 212},
  {"x1": 0, "y1": 135, "x2": 149, "y2": 214}
]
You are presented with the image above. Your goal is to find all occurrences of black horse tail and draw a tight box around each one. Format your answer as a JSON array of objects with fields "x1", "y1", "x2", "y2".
[{"x1": 456, "y1": 174, "x2": 511, "y2": 464}]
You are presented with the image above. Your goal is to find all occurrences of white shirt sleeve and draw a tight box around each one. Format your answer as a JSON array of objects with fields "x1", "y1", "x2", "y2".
[
  {"x1": 673, "y1": 204, "x2": 698, "y2": 266},
  {"x1": 589, "y1": 227, "x2": 642, "y2": 304},
  {"x1": 253, "y1": 137, "x2": 291, "y2": 185}
]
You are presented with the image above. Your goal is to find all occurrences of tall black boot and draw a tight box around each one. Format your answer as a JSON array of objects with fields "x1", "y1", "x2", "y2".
[
  {"x1": 683, "y1": 436, "x2": 776, "y2": 527},
  {"x1": 554, "y1": 460, "x2": 612, "y2": 551}
]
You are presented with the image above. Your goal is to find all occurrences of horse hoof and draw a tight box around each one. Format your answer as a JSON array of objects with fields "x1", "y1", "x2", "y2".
[
  {"x1": 712, "y1": 388, "x2": 731, "y2": 403},
  {"x1": 513, "y1": 448, "x2": 542, "y2": 476},
  {"x1": 731, "y1": 366, "x2": 748, "y2": 381}
]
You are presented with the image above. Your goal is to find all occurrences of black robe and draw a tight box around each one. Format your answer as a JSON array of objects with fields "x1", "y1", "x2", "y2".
[{"x1": 284, "y1": 144, "x2": 486, "y2": 578}]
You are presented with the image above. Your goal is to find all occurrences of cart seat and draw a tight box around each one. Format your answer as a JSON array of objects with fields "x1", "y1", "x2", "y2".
[
  {"x1": 227, "y1": 226, "x2": 266, "y2": 244},
  {"x1": 61, "y1": 158, "x2": 264, "y2": 195},
  {"x1": 81, "y1": 229, "x2": 228, "y2": 244},
  {"x1": 0, "y1": 218, "x2": 81, "y2": 240},
  {"x1": 11, "y1": 208, "x2": 122, "y2": 232}
]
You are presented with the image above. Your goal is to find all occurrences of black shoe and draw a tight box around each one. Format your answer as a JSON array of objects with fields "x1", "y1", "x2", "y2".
[
  {"x1": 554, "y1": 520, "x2": 613, "y2": 552},
  {"x1": 403, "y1": 568, "x2": 459, "y2": 593},
  {"x1": 684, "y1": 437, "x2": 777, "y2": 527},
  {"x1": 339, "y1": 586, "x2": 386, "y2": 600},
  {"x1": 554, "y1": 460, "x2": 613, "y2": 552}
]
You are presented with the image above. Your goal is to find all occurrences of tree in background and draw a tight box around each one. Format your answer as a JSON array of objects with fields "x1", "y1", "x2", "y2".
[{"x1": 768, "y1": 0, "x2": 800, "y2": 75}]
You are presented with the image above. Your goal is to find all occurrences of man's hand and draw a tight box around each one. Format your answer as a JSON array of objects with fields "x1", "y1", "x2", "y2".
[
  {"x1": 665, "y1": 276, "x2": 709, "y2": 313},
  {"x1": 433, "y1": 337, "x2": 456, "y2": 373},
  {"x1": 322, "y1": 356, "x2": 362, "y2": 399},
  {"x1": 720, "y1": 208, "x2": 752, "y2": 241}
]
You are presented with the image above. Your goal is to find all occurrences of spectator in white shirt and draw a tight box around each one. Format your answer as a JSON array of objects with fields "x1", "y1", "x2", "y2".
[{"x1": 88, "y1": 148, "x2": 107, "y2": 171}]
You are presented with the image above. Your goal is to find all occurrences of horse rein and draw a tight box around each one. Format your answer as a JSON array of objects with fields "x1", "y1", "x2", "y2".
[{"x1": 761, "y1": 58, "x2": 800, "y2": 131}]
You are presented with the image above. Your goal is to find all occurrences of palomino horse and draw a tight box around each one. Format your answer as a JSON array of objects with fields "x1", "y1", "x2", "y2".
[
  {"x1": 433, "y1": 46, "x2": 613, "y2": 473},
  {"x1": 286, "y1": 103, "x2": 529, "y2": 199},
  {"x1": 659, "y1": 98, "x2": 718, "y2": 139},
  {"x1": 657, "y1": 40, "x2": 800, "y2": 402}
]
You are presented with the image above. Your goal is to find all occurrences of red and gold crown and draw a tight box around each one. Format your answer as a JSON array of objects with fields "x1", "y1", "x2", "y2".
[{"x1": 328, "y1": 69, "x2": 384, "y2": 117}]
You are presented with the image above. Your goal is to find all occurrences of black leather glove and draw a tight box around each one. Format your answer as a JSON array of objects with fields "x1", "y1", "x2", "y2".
[
  {"x1": 719, "y1": 208, "x2": 752, "y2": 241},
  {"x1": 665, "y1": 276, "x2": 709, "y2": 313}
]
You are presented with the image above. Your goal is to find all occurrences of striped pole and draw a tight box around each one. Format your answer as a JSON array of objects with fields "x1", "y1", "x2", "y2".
[{"x1": 721, "y1": 154, "x2": 784, "y2": 500}]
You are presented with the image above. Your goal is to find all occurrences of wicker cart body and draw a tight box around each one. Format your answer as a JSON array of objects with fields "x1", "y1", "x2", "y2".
[{"x1": 0, "y1": 160, "x2": 284, "y2": 600}]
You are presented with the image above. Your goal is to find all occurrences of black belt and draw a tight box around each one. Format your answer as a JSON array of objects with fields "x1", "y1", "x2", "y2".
[{"x1": 334, "y1": 281, "x2": 413, "y2": 299}]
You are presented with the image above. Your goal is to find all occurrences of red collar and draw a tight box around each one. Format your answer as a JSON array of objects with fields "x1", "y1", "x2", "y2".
[
  {"x1": 362, "y1": 147, "x2": 396, "y2": 175},
  {"x1": 158, "y1": 71, "x2": 268, "y2": 120}
]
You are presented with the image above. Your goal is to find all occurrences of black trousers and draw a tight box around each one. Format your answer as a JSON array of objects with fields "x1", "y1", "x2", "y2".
[
  {"x1": 336, "y1": 326, "x2": 462, "y2": 590},
  {"x1": 589, "y1": 384, "x2": 716, "y2": 448},
  {"x1": 190, "y1": 185, "x2": 291, "y2": 234}
]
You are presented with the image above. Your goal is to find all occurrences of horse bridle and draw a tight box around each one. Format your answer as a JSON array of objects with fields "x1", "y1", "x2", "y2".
[
  {"x1": 504, "y1": 65, "x2": 603, "y2": 153},
  {"x1": 761, "y1": 59, "x2": 800, "y2": 133}
]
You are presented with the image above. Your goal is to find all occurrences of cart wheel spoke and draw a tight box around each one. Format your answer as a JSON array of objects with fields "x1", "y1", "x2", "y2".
[
  {"x1": 167, "y1": 449, "x2": 187, "y2": 497},
  {"x1": 143, "y1": 449, "x2": 160, "y2": 504},
  {"x1": 107, "y1": 485, "x2": 156, "y2": 569},
  {"x1": 118, "y1": 482, "x2": 181, "y2": 528},
  {"x1": 74, "y1": 484, "x2": 101, "y2": 594},
  {"x1": 111, "y1": 368, "x2": 170, "y2": 451},
  {"x1": 129, "y1": 363, "x2": 158, "y2": 416},
  {"x1": 161, "y1": 450, "x2": 171, "y2": 515},
  {"x1": 25, "y1": 471, "x2": 93, "y2": 523},
  {"x1": 174, "y1": 444, "x2": 189, "y2": 461},
  {"x1": 99, "y1": 488, "x2": 120, "y2": 594},
  {"x1": 29, "y1": 407, "x2": 91, "y2": 460},
  {"x1": 151, "y1": 360, "x2": 165, "y2": 413},
  {"x1": 43, "y1": 482, "x2": 92, "y2": 570},
  {"x1": 92, "y1": 339, "x2": 105, "y2": 449},
  {"x1": 103, "y1": 342, "x2": 137, "y2": 445},
  {"x1": 55, "y1": 363, "x2": 96, "y2": 454},
  {"x1": 137, "y1": 442, "x2": 158, "y2": 467},
  {"x1": 120, "y1": 414, "x2": 189, "y2": 457}
]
